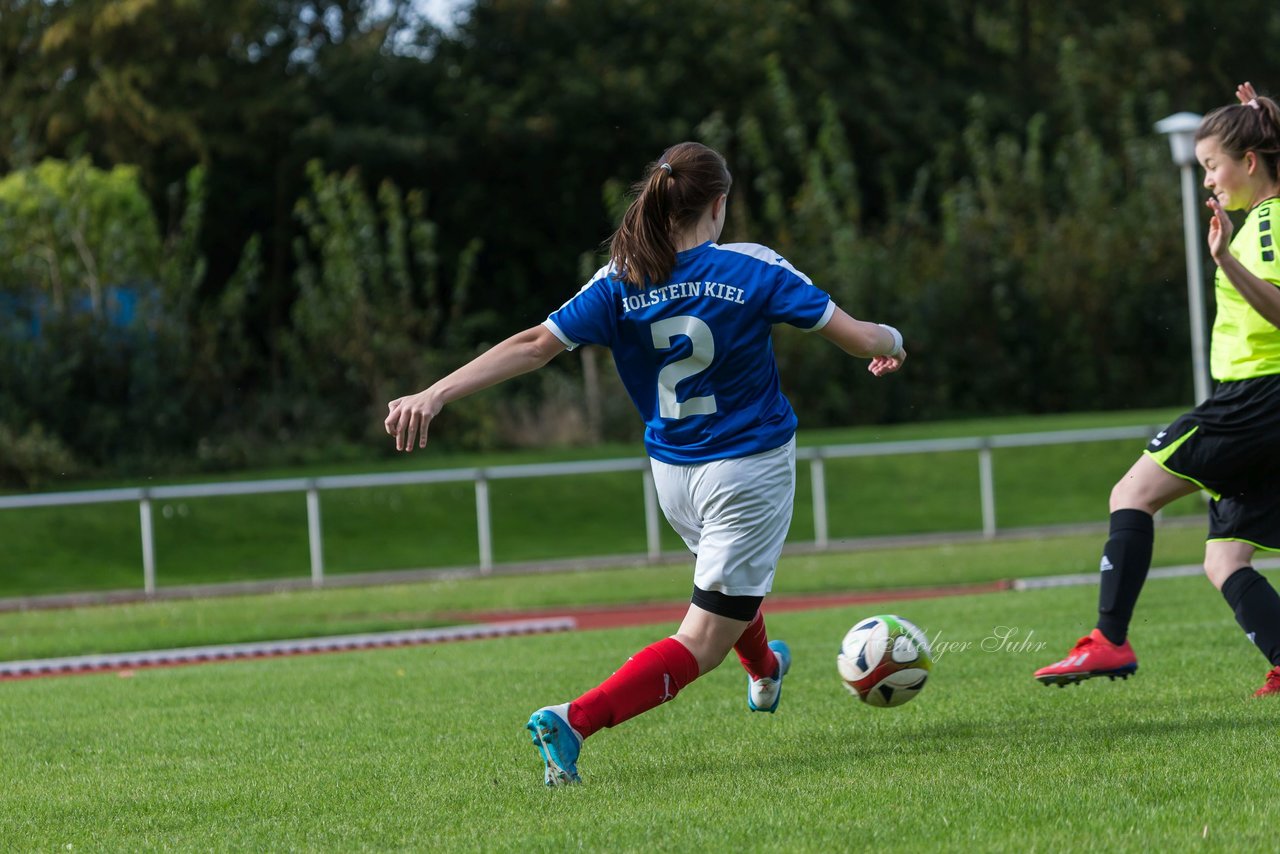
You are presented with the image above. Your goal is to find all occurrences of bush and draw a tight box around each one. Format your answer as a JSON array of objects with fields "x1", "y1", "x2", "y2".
[
  {"x1": 0, "y1": 423, "x2": 78, "y2": 490},
  {"x1": 284, "y1": 162, "x2": 492, "y2": 445}
]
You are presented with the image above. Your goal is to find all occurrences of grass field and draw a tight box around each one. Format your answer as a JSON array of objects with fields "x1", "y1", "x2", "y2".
[
  {"x1": 4, "y1": 407, "x2": 1264, "y2": 850},
  {"x1": 2, "y1": 569, "x2": 1273, "y2": 851},
  {"x1": 0, "y1": 525, "x2": 1212, "y2": 662},
  {"x1": 0, "y1": 407, "x2": 1197, "y2": 597}
]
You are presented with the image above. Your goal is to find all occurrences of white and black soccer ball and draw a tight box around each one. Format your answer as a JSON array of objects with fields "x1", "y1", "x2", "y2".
[{"x1": 837, "y1": 614, "x2": 933, "y2": 707}]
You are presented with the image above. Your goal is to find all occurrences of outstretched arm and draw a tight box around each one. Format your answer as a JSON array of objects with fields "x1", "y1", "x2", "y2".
[
  {"x1": 816, "y1": 306, "x2": 906, "y2": 376},
  {"x1": 384, "y1": 324, "x2": 567, "y2": 451}
]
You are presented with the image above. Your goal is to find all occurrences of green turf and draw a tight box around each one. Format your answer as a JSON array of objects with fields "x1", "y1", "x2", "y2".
[
  {"x1": 0, "y1": 408, "x2": 1188, "y2": 597},
  {"x1": 0, "y1": 523, "x2": 1211, "y2": 662},
  {"x1": 0, "y1": 572, "x2": 1271, "y2": 851}
]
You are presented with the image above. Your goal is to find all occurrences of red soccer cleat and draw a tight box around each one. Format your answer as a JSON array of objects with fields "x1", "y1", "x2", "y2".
[
  {"x1": 1254, "y1": 666, "x2": 1280, "y2": 698},
  {"x1": 1034, "y1": 629, "x2": 1138, "y2": 687}
]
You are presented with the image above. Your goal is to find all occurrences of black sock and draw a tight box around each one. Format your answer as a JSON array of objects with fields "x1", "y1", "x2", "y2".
[
  {"x1": 1094, "y1": 509, "x2": 1155, "y2": 645},
  {"x1": 1220, "y1": 567, "x2": 1280, "y2": 666}
]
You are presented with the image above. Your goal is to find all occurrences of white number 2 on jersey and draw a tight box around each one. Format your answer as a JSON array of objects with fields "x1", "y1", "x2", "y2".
[{"x1": 650, "y1": 315, "x2": 717, "y2": 419}]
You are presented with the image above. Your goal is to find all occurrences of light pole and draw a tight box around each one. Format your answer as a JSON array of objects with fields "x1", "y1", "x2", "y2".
[{"x1": 1155, "y1": 111, "x2": 1211, "y2": 404}]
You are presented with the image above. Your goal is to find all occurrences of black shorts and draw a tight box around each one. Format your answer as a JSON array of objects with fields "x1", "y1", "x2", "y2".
[{"x1": 1145, "y1": 373, "x2": 1280, "y2": 551}]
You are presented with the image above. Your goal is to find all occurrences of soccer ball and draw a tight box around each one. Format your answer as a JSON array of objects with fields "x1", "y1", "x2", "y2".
[{"x1": 837, "y1": 614, "x2": 933, "y2": 707}]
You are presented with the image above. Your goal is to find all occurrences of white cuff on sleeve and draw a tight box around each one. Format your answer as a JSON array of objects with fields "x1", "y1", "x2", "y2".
[
  {"x1": 542, "y1": 319, "x2": 578, "y2": 351},
  {"x1": 877, "y1": 323, "x2": 904, "y2": 358}
]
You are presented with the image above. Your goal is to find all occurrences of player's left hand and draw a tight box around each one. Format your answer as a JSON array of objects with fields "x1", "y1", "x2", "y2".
[
  {"x1": 1206, "y1": 196, "x2": 1234, "y2": 261},
  {"x1": 868, "y1": 350, "x2": 906, "y2": 377}
]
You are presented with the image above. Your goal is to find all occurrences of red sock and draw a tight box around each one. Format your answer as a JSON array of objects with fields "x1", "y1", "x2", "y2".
[
  {"x1": 734, "y1": 611, "x2": 777, "y2": 681},
  {"x1": 567, "y1": 637, "x2": 700, "y2": 739}
]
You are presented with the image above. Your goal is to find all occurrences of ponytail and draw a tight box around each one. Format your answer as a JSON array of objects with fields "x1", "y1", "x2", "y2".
[
  {"x1": 1198, "y1": 95, "x2": 1280, "y2": 182},
  {"x1": 608, "y1": 142, "x2": 731, "y2": 288}
]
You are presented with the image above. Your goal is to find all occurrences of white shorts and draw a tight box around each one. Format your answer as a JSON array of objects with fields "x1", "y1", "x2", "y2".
[{"x1": 649, "y1": 437, "x2": 796, "y2": 597}]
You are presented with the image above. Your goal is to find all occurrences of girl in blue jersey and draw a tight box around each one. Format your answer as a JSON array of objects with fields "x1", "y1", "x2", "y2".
[
  {"x1": 1035, "y1": 83, "x2": 1280, "y2": 698},
  {"x1": 385, "y1": 141, "x2": 906, "y2": 785}
]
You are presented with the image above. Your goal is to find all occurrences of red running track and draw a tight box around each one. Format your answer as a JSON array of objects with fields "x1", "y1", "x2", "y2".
[
  {"x1": 447, "y1": 579, "x2": 1013, "y2": 630},
  {"x1": 1, "y1": 580, "x2": 1011, "y2": 682}
]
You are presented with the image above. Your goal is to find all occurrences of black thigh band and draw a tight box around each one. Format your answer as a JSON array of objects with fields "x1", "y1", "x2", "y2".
[{"x1": 691, "y1": 585, "x2": 763, "y2": 622}]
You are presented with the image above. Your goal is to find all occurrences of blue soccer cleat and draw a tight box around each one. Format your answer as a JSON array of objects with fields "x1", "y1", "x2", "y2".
[
  {"x1": 747, "y1": 639, "x2": 791, "y2": 713},
  {"x1": 526, "y1": 703, "x2": 583, "y2": 786}
]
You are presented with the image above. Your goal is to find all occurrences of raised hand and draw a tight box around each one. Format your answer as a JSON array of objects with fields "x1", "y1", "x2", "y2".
[{"x1": 1205, "y1": 196, "x2": 1234, "y2": 261}]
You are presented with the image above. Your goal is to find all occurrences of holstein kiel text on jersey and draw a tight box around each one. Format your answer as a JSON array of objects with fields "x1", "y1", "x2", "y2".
[{"x1": 621, "y1": 281, "x2": 747, "y2": 314}]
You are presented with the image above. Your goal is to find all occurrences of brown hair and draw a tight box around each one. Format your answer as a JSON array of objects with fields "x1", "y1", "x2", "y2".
[
  {"x1": 608, "y1": 142, "x2": 732, "y2": 288},
  {"x1": 1197, "y1": 95, "x2": 1280, "y2": 182}
]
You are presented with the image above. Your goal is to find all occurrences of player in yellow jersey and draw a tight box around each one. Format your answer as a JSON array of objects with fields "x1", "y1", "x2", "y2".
[{"x1": 1036, "y1": 82, "x2": 1280, "y2": 697}]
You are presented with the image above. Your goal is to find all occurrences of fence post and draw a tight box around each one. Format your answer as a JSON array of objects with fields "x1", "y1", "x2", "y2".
[
  {"x1": 978, "y1": 442, "x2": 997, "y2": 538},
  {"x1": 810, "y1": 455, "x2": 828, "y2": 549},
  {"x1": 139, "y1": 492, "x2": 156, "y2": 595},
  {"x1": 306, "y1": 484, "x2": 325, "y2": 587},
  {"x1": 475, "y1": 475, "x2": 493, "y2": 573},
  {"x1": 642, "y1": 469, "x2": 662, "y2": 560}
]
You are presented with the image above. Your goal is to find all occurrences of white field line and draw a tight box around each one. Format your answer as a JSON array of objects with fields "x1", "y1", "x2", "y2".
[
  {"x1": 0, "y1": 617, "x2": 575, "y2": 681},
  {"x1": 1013, "y1": 557, "x2": 1280, "y2": 591}
]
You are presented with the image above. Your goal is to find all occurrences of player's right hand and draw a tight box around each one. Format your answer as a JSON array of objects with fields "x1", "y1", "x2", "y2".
[{"x1": 384, "y1": 391, "x2": 440, "y2": 452}]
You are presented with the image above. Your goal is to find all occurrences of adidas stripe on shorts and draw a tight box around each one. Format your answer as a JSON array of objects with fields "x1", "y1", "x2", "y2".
[{"x1": 1145, "y1": 373, "x2": 1280, "y2": 550}]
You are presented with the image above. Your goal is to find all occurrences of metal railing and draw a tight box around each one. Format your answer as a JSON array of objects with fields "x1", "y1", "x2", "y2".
[{"x1": 0, "y1": 425, "x2": 1159, "y2": 595}]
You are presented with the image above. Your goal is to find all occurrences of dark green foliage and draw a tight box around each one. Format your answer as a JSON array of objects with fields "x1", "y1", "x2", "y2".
[
  {"x1": 1, "y1": 0, "x2": 1276, "y2": 476},
  {"x1": 0, "y1": 423, "x2": 77, "y2": 489},
  {"x1": 284, "y1": 160, "x2": 487, "y2": 446}
]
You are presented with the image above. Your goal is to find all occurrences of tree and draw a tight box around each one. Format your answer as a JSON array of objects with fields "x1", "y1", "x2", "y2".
[
  {"x1": 0, "y1": 157, "x2": 159, "y2": 314},
  {"x1": 284, "y1": 161, "x2": 485, "y2": 442},
  {"x1": 0, "y1": 157, "x2": 258, "y2": 471}
]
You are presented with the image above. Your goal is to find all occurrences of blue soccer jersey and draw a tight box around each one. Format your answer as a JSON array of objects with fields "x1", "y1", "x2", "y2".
[{"x1": 543, "y1": 241, "x2": 835, "y2": 464}]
